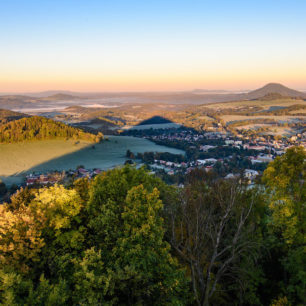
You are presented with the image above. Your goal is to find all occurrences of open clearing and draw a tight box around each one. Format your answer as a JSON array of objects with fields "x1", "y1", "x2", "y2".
[
  {"x1": 221, "y1": 115, "x2": 304, "y2": 124},
  {"x1": 123, "y1": 123, "x2": 181, "y2": 130},
  {"x1": 237, "y1": 125, "x2": 295, "y2": 136},
  {"x1": 204, "y1": 99, "x2": 306, "y2": 110},
  {"x1": 0, "y1": 136, "x2": 184, "y2": 185}
]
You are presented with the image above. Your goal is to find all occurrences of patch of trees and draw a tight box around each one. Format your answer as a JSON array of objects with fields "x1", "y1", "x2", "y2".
[
  {"x1": 137, "y1": 116, "x2": 173, "y2": 125},
  {"x1": 0, "y1": 167, "x2": 189, "y2": 304},
  {"x1": 127, "y1": 150, "x2": 186, "y2": 163},
  {"x1": 0, "y1": 116, "x2": 103, "y2": 143},
  {"x1": 261, "y1": 104, "x2": 306, "y2": 116},
  {"x1": 227, "y1": 118, "x2": 277, "y2": 128},
  {"x1": 0, "y1": 109, "x2": 29, "y2": 125},
  {"x1": 0, "y1": 147, "x2": 304, "y2": 305},
  {"x1": 0, "y1": 179, "x2": 7, "y2": 196}
]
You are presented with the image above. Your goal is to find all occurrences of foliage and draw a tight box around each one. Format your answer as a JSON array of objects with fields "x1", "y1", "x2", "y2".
[
  {"x1": 261, "y1": 146, "x2": 306, "y2": 304},
  {"x1": 0, "y1": 148, "x2": 304, "y2": 305},
  {"x1": 0, "y1": 180, "x2": 7, "y2": 196},
  {"x1": 167, "y1": 170, "x2": 265, "y2": 305},
  {"x1": 0, "y1": 166, "x2": 189, "y2": 305},
  {"x1": 0, "y1": 116, "x2": 103, "y2": 143}
]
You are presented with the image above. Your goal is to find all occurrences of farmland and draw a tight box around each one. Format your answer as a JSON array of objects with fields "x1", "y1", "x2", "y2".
[
  {"x1": 203, "y1": 98, "x2": 305, "y2": 110},
  {"x1": 0, "y1": 136, "x2": 184, "y2": 185},
  {"x1": 220, "y1": 115, "x2": 304, "y2": 124}
]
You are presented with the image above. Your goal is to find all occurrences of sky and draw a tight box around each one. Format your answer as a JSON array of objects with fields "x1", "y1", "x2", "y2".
[{"x1": 1, "y1": 0, "x2": 306, "y2": 92}]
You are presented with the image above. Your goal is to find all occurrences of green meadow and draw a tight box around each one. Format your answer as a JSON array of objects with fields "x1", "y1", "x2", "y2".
[{"x1": 0, "y1": 136, "x2": 184, "y2": 185}]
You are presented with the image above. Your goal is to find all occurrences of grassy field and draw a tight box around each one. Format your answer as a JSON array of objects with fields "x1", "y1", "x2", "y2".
[
  {"x1": 204, "y1": 98, "x2": 306, "y2": 110},
  {"x1": 221, "y1": 115, "x2": 304, "y2": 124},
  {"x1": 0, "y1": 136, "x2": 184, "y2": 185},
  {"x1": 123, "y1": 123, "x2": 181, "y2": 130},
  {"x1": 289, "y1": 109, "x2": 306, "y2": 114}
]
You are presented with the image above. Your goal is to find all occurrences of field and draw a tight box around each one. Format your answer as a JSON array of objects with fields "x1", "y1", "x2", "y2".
[
  {"x1": 122, "y1": 123, "x2": 181, "y2": 130},
  {"x1": 220, "y1": 115, "x2": 304, "y2": 124},
  {"x1": 204, "y1": 98, "x2": 305, "y2": 110},
  {"x1": 0, "y1": 136, "x2": 184, "y2": 185}
]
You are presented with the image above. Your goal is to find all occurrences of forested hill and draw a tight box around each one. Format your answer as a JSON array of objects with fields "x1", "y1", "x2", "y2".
[
  {"x1": 0, "y1": 116, "x2": 103, "y2": 143},
  {"x1": 0, "y1": 109, "x2": 29, "y2": 125}
]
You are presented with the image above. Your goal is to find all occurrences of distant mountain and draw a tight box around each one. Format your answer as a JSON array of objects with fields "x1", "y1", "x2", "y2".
[
  {"x1": 0, "y1": 95, "x2": 38, "y2": 109},
  {"x1": 0, "y1": 83, "x2": 305, "y2": 110},
  {"x1": 41, "y1": 93, "x2": 81, "y2": 101},
  {"x1": 24, "y1": 90, "x2": 82, "y2": 98},
  {"x1": 244, "y1": 83, "x2": 306, "y2": 100},
  {"x1": 0, "y1": 93, "x2": 82, "y2": 110},
  {"x1": 191, "y1": 89, "x2": 234, "y2": 94}
]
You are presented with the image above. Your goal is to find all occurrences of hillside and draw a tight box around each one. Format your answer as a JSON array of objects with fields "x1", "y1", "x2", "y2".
[
  {"x1": 0, "y1": 109, "x2": 29, "y2": 124},
  {"x1": 245, "y1": 83, "x2": 306, "y2": 100},
  {"x1": 41, "y1": 93, "x2": 81, "y2": 101},
  {"x1": 1, "y1": 83, "x2": 305, "y2": 110},
  {"x1": 0, "y1": 95, "x2": 38, "y2": 109},
  {"x1": 0, "y1": 116, "x2": 103, "y2": 143},
  {"x1": 0, "y1": 94, "x2": 81, "y2": 109}
]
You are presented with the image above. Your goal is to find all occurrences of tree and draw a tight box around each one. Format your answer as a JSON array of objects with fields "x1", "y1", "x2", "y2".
[
  {"x1": 167, "y1": 171, "x2": 263, "y2": 305},
  {"x1": 0, "y1": 180, "x2": 7, "y2": 196},
  {"x1": 0, "y1": 204, "x2": 45, "y2": 273},
  {"x1": 0, "y1": 166, "x2": 190, "y2": 304},
  {"x1": 262, "y1": 146, "x2": 306, "y2": 304},
  {"x1": 85, "y1": 166, "x2": 189, "y2": 304}
]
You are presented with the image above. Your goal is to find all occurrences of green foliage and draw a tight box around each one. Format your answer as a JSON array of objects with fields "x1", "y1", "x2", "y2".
[
  {"x1": 0, "y1": 180, "x2": 7, "y2": 196},
  {"x1": 263, "y1": 146, "x2": 305, "y2": 246},
  {"x1": 0, "y1": 149, "x2": 304, "y2": 305},
  {"x1": 0, "y1": 166, "x2": 189, "y2": 305},
  {"x1": 0, "y1": 116, "x2": 103, "y2": 143},
  {"x1": 167, "y1": 170, "x2": 265, "y2": 305},
  {"x1": 262, "y1": 146, "x2": 306, "y2": 304}
]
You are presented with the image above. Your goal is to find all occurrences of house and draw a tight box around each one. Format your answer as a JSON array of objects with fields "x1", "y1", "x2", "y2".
[
  {"x1": 257, "y1": 154, "x2": 273, "y2": 163},
  {"x1": 225, "y1": 173, "x2": 239, "y2": 179},
  {"x1": 204, "y1": 158, "x2": 217, "y2": 164},
  {"x1": 200, "y1": 145, "x2": 216, "y2": 152},
  {"x1": 244, "y1": 169, "x2": 259, "y2": 180},
  {"x1": 243, "y1": 145, "x2": 266, "y2": 151},
  {"x1": 197, "y1": 159, "x2": 206, "y2": 165},
  {"x1": 251, "y1": 159, "x2": 263, "y2": 165},
  {"x1": 205, "y1": 166, "x2": 213, "y2": 172}
]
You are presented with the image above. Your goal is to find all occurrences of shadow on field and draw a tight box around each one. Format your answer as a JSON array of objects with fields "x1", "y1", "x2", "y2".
[
  {"x1": 23, "y1": 143, "x2": 104, "y2": 174},
  {"x1": 136, "y1": 116, "x2": 174, "y2": 126},
  {"x1": 16, "y1": 125, "x2": 187, "y2": 176},
  {"x1": 2, "y1": 116, "x2": 189, "y2": 184}
]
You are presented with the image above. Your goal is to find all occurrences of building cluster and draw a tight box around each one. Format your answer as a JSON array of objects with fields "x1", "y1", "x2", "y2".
[
  {"x1": 26, "y1": 167, "x2": 103, "y2": 186},
  {"x1": 145, "y1": 129, "x2": 306, "y2": 183}
]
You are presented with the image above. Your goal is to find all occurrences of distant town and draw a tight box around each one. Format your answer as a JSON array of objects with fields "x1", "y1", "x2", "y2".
[{"x1": 20, "y1": 127, "x2": 305, "y2": 189}]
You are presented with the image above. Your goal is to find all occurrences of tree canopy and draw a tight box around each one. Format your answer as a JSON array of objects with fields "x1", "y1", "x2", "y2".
[
  {"x1": 0, "y1": 166, "x2": 189, "y2": 305},
  {"x1": 0, "y1": 147, "x2": 305, "y2": 305},
  {"x1": 0, "y1": 116, "x2": 103, "y2": 143}
]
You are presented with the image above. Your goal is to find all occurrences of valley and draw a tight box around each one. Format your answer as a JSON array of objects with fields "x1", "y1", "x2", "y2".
[{"x1": 0, "y1": 136, "x2": 184, "y2": 185}]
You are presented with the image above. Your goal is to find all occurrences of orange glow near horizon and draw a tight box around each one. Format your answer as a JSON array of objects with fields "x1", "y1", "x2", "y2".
[
  {"x1": 1, "y1": 52, "x2": 306, "y2": 92},
  {"x1": 1, "y1": 75, "x2": 306, "y2": 93}
]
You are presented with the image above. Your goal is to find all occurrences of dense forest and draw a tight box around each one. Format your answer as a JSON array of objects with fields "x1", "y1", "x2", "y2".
[
  {"x1": 0, "y1": 109, "x2": 29, "y2": 125},
  {"x1": 0, "y1": 116, "x2": 103, "y2": 143},
  {"x1": 0, "y1": 147, "x2": 305, "y2": 305}
]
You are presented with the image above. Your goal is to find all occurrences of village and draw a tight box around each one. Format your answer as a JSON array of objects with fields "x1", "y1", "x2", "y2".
[
  {"x1": 138, "y1": 128, "x2": 306, "y2": 183},
  {"x1": 25, "y1": 167, "x2": 102, "y2": 186},
  {"x1": 23, "y1": 128, "x2": 306, "y2": 187}
]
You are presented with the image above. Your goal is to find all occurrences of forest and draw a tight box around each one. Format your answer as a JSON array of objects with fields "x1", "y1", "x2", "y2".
[
  {"x1": 0, "y1": 116, "x2": 103, "y2": 143},
  {"x1": 0, "y1": 146, "x2": 305, "y2": 305}
]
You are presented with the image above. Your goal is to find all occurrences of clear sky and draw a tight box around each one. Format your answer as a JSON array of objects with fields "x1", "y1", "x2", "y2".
[{"x1": 1, "y1": 0, "x2": 306, "y2": 92}]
